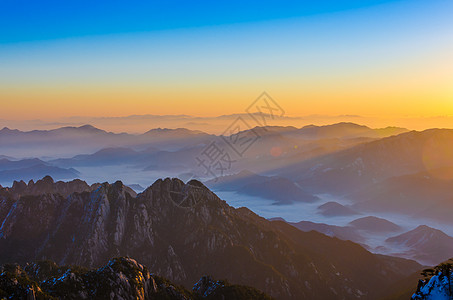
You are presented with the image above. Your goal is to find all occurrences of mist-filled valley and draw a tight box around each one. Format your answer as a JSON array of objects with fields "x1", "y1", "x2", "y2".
[{"x1": 2, "y1": 121, "x2": 453, "y2": 272}]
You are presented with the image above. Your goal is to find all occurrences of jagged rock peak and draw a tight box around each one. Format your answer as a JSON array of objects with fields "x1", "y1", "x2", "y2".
[
  {"x1": 11, "y1": 180, "x2": 27, "y2": 192},
  {"x1": 149, "y1": 177, "x2": 185, "y2": 191},
  {"x1": 112, "y1": 180, "x2": 124, "y2": 189},
  {"x1": 142, "y1": 177, "x2": 219, "y2": 208},
  {"x1": 6, "y1": 176, "x2": 92, "y2": 198},
  {"x1": 40, "y1": 175, "x2": 54, "y2": 184},
  {"x1": 93, "y1": 180, "x2": 137, "y2": 198}
]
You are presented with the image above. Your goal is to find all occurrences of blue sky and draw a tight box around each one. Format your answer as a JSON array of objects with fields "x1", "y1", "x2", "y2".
[
  {"x1": 0, "y1": 0, "x2": 452, "y2": 120},
  {"x1": 1, "y1": 0, "x2": 403, "y2": 43}
]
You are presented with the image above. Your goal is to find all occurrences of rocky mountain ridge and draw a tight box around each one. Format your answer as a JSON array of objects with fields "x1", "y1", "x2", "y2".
[
  {"x1": 0, "y1": 256, "x2": 271, "y2": 300},
  {"x1": 0, "y1": 176, "x2": 421, "y2": 299}
]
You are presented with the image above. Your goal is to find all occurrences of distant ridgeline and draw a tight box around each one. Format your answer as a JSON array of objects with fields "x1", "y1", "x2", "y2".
[
  {"x1": 0, "y1": 257, "x2": 272, "y2": 300},
  {"x1": 412, "y1": 259, "x2": 453, "y2": 300}
]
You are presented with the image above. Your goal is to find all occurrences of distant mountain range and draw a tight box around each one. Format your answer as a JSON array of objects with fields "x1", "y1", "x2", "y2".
[
  {"x1": 0, "y1": 125, "x2": 213, "y2": 158},
  {"x1": 0, "y1": 158, "x2": 79, "y2": 185},
  {"x1": 386, "y1": 225, "x2": 453, "y2": 266},
  {"x1": 279, "y1": 216, "x2": 404, "y2": 252},
  {"x1": 350, "y1": 171, "x2": 453, "y2": 224},
  {"x1": 0, "y1": 176, "x2": 421, "y2": 300},
  {"x1": 0, "y1": 122, "x2": 406, "y2": 159},
  {"x1": 283, "y1": 220, "x2": 365, "y2": 244},
  {"x1": 266, "y1": 128, "x2": 453, "y2": 224},
  {"x1": 0, "y1": 113, "x2": 388, "y2": 135},
  {"x1": 349, "y1": 216, "x2": 401, "y2": 233},
  {"x1": 1, "y1": 124, "x2": 452, "y2": 227},
  {"x1": 0, "y1": 158, "x2": 50, "y2": 170},
  {"x1": 280, "y1": 216, "x2": 453, "y2": 267},
  {"x1": 206, "y1": 170, "x2": 319, "y2": 204},
  {"x1": 274, "y1": 128, "x2": 453, "y2": 193},
  {"x1": 2, "y1": 123, "x2": 452, "y2": 225},
  {"x1": 279, "y1": 123, "x2": 408, "y2": 140},
  {"x1": 0, "y1": 122, "x2": 413, "y2": 188},
  {"x1": 317, "y1": 201, "x2": 359, "y2": 217}
]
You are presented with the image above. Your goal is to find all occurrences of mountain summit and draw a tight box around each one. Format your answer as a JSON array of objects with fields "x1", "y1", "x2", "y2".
[{"x1": 0, "y1": 177, "x2": 420, "y2": 299}]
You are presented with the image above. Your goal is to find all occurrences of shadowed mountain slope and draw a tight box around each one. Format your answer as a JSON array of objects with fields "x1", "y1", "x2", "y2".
[{"x1": 0, "y1": 177, "x2": 421, "y2": 299}]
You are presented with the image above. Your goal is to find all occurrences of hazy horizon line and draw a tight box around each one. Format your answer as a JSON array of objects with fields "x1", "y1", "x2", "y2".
[{"x1": 3, "y1": 113, "x2": 453, "y2": 134}]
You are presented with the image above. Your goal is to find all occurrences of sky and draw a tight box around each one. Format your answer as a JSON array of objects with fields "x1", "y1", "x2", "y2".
[{"x1": 0, "y1": 0, "x2": 452, "y2": 126}]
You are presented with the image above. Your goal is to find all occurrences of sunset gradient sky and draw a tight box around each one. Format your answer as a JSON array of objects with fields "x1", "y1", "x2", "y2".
[{"x1": 0, "y1": 0, "x2": 452, "y2": 125}]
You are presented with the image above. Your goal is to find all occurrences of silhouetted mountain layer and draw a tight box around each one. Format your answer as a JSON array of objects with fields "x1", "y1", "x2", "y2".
[
  {"x1": 224, "y1": 123, "x2": 389, "y2": 174},
  {"x1": 275, "y1": 219, "x2": 453, "y2": 267},
  {"x1": 287, "y1": 122, "x2": 407, "y2": 140},
  {"x1": 0, "y1": 159, "x2": 80, "y2": 184},
  {"x1": 386, "y1": 225, "x2": 453, "y2": 266},
  {"x1": 349, "y1": 216, "x2": 401, "y2": 233},
  {"x1": 0, "y1": 177, "x2": 421, "y2": 299},
  {"x1": 50, "y1": 145, "x2": 204, "y2": 173},
  {"x1": 47, "y1": 124, "x2": 375, "y2": 176},
  {"x1": 275, "y1": 129, "x2": 453, "y2": 195},
  {"x1": 284, "y1": 220, "x2": 364, "y2": 244},
  {"x1": 0, "y1": 125, "x2": 212, "y2": 158},
  {"x1": 317, "y1": 201, "x2": 359, "y2": 217},
  {"x1": 0, "y1": 155, "x2": 14, "y2": 160},
  {"x1": 1, "y1": 122, "x2": 402, "y2": 171},
  {"x1": 237, "y1": 123, "x2": 407, "y2": 141},
  {"x1": 206, "y1": 170, "x2": 318, "y2": 204},
  {"x1": 0, "y1": 158, "x2": 48, "y2": 170},
  {"x1": 350, "y1": 171, "x2": 453, "y2": 224}
]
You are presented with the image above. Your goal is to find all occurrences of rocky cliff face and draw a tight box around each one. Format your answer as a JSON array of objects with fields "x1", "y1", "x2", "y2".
[
  {"x1": 410, "y1": 261, "x2": 453, "y2": 300},
  {"x1": 3, "y1": 175, "x2": 93, "y2": 198},
  {"x1": 411, "y1": 272, "x2": 453, "y2": 300},
  {"x1": 0, "y1": 177, "x2": 421, "y2": 299},
  {"x1": 0, "y1": 257, "x2": 270, "y2": 300}
]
